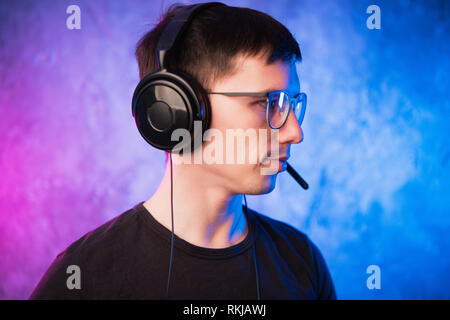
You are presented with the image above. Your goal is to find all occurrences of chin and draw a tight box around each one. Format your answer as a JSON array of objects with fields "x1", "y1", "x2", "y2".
[
  {"x1": 247, "y1": 174, "x2": 278, "y2": 195},
  {"x1": 262, "y1": 175, "x2": 278, "y2": 194}
]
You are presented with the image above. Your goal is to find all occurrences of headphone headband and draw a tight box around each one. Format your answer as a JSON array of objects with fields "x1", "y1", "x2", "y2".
[
  {"x1": 156, "y1": 2, "x2": 227, "y2": 69},
  {"x1": 132, "y1": 2, "x2": 227, "y2": 152}
]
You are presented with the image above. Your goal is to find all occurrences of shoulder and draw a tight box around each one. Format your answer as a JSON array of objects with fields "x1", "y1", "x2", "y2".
[
  {"x1": 249, "y1": 208, "x2": 312, "y2": 251},
  {"x1": 64, "y1": 204, "x2": 142, "y2": 258},
  {"x1": 248, "y1": 208, "x2": 337, "y2": 299},
  {"x1": 29, "y1": 203, "x2": 144, "y2": 299}
]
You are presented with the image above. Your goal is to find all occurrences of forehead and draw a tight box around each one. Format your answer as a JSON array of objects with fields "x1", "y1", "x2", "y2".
[{"x1": 214, "y1": 54, "x2": 300, "y2": 94}]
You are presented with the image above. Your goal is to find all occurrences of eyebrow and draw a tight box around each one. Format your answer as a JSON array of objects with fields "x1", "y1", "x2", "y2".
[
  {"x1": 248, "y1": 88, "x2": 286, "y2": 98},
  {"x1": 261, "y1": 88, "x2": 284, "y2": 93},
  {"x1": 209, "y1": 88, "x2": 295, "y2": 100},
  {"x1": 238, "y1": 87, "x2": 286, "y2": 93}
]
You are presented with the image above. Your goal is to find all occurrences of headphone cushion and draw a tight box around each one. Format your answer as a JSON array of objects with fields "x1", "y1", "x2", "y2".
[{"x1": 132, "y1": 70, "x2": 211, "y2": 152}]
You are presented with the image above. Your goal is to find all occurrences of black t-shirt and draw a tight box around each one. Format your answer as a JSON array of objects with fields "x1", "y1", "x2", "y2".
[{"x1": 30, "y1": 201, "x2": 336, "y2": 299}]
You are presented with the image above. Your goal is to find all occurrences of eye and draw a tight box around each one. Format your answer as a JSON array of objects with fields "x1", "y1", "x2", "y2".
[{"x1": 253, "y1": 100, "x2": 267, "y2": 108}]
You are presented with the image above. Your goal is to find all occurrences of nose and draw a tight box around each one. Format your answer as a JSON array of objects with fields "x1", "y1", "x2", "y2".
[{"x1": 279, "y1": 110, "x2": 303, "y2": 145}]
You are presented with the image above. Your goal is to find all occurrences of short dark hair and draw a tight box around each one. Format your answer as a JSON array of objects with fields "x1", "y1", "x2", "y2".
[{"x1": 134, "y1": 3, "x2": 302, "y2": 162}]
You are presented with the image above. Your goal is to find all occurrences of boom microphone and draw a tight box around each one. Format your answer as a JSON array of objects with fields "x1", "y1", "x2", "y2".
[{"x1": 286, "y1": 162, "x2": 309, "y2": 190}]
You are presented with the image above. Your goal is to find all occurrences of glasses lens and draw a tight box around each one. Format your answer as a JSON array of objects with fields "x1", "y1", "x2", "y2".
[
  {"x1": 268, "y1": 91, "x2": 289, "y2": 129},
  {"x1": 295, "y1": 93, "x2": 307, "y2": 126}
]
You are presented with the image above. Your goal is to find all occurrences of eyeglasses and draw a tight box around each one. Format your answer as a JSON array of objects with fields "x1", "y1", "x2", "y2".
[{"x1": 207, "y1": 90, "x2": 307, "y2": 129}]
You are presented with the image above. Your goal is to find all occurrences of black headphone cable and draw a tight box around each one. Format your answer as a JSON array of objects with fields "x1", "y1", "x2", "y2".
[
  {"x1": 165, "y1": 159, "x2": 261, "y2": 300},
  {"x1": 243, "y1": 194, "x2": 261, "y2": 300},
  {"x1": 166, "y1": 152, "x2": 175, "y2": 298}
]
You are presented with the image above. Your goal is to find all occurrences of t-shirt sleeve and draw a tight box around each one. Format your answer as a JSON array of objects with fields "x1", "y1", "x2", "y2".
[
  {"x1": 29, "y1": 251, "x2": 85, "y2": 300},
  {"x1": 307, "y1": 236, "x2": 337, "y2": 300}
]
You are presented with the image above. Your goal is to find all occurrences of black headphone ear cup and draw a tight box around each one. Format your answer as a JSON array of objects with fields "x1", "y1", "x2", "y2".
[
  {"x1": 132, "y1": 70, "x2": 211, "y2": 153},
  {"x1": 174, "y1": 70, "x2": 212, "y2": 135}
]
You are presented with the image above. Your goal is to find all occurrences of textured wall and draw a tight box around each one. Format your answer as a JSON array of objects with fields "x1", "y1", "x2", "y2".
[{"x1": 0, "y1": 0, "x2": 449, "y2": 299}]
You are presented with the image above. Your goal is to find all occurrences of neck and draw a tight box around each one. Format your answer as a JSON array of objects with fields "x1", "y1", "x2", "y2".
[{"x1": 143, "y1": 158, "x2": 248, "y2": 249}]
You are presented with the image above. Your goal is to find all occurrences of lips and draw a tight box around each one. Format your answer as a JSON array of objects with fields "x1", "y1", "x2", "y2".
[
  {"x1": 260, "y1": 155, "x2": 289, "y2": 172},
  {"x1": 266, "y1": 155, "x2": 289, "y2": 162}
]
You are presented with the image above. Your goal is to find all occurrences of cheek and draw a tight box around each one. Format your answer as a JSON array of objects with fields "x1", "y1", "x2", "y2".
[
  {"x1": 206, "y1": 98, "x2": 270, "y2": 164},
  {"x1": 247, "y1": 103, "x2": 267, "y2": 127},
  {"x1": 210, "y1": 97, "x2": 266, "y2": 130}
]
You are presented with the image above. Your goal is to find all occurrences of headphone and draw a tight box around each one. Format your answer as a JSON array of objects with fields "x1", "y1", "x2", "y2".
[
  {"x1": 131, "y1": 1, "x2": 262, "y2": 300},
  {"x1": 131, "y1": 2, "x2": 228, "y2": 153},
  {"x1": 131, "y1": 0, "x2": 309, "y2": 188}
]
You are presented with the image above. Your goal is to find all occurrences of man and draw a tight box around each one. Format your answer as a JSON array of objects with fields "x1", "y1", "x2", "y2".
[{"x1": 30, "y1": 2, "x2": 336, "y2": 299}]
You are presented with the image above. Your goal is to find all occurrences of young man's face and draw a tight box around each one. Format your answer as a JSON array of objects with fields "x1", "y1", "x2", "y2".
[{"x1": 191, "y1": 53, "x2": 303, "y2": 195}]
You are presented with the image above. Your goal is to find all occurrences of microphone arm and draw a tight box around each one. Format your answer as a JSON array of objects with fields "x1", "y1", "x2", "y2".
[{"x1": 286, "y1": 162, "x2": 309, "y2": 190}]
